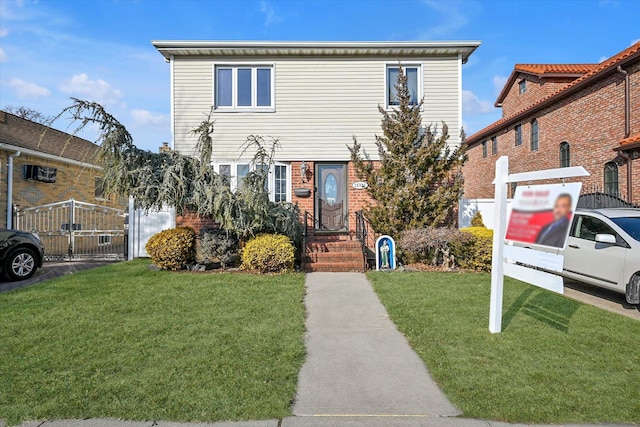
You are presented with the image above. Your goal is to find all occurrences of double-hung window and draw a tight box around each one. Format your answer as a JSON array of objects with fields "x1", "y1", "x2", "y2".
[
  {"x1": 214, "y1": 65, "x2": 273, "y2": 110},
  {"x1": 530, "y1": 118, "x2": 539, "y2": 151},
  {"x1": 213, "y1": 162, "x2": 290, "y2": 202},
  {"x1": 514, "y1": 124, "x2": 522, "y2": 146},
  {"x1": 386, "y1": 65, "x2": 420, "y2": 107}
]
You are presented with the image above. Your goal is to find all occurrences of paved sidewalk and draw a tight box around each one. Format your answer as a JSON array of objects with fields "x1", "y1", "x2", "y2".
[{"x1": 292, "y1": 272, "x2": 460, "y2": 418}]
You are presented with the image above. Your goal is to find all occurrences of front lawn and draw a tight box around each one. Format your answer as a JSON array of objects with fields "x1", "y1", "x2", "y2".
[
  {"x1": 370, "y1": 271, "x2": 640, "y2": 424},
  {"x1": 0, "y1": 260, "x2": 306, "y2": 426}
]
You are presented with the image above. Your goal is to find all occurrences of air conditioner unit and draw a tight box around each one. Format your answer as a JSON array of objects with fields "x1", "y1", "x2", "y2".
[{"x1": 23, "y1": 164, "x2": 57, "y2": 183}]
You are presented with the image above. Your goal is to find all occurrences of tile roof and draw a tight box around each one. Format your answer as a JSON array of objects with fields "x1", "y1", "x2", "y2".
[
  {"x1": 0, "y1": 111, "x2": 100, "y2": 165},
  {"x1": 620, "y1": 133, "x2": 640, "y2": 146},
  {"x1": 467, "y1": 42, "x2": 640, "y2": 145},
  {"x1": 514, "y1": 63, "x2": 597, "y2": 76}
]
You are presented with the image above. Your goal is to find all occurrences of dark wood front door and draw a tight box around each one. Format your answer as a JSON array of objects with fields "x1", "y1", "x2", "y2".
[{"x1": 316, "y1": 164, "x2": 347, "y2": 231}]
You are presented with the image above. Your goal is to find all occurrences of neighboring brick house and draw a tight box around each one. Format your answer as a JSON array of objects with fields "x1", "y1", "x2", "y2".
[
  {"x1": 0, "y1": 110, "x2": 124, "y2": 229},
  {"x1": 463, "y1": 42, "x2": 640, "y2": 208},
  {"x1": 153, "y1": 40, "x2": 479, "y2": 270}
]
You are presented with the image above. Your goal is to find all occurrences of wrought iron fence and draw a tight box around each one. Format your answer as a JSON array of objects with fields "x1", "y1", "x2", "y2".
[
  {"x1": 15, "y1": 199, "x2": 127, "y2": 261},
  {"x1": 578, "y1": 184, "x2": 639, "y2": 209}
]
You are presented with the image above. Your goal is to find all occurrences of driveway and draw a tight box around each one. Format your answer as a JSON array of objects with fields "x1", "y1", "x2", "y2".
[
  {"x1": 562, "y1": 279, "x2": 640, "y2": 320},
  {"x1": 0, "y1": 260, "x2": 119, "y2": 293}
]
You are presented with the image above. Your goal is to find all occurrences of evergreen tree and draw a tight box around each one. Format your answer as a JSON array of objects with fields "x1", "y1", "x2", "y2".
[{"x1": 348, "y1": 66, "x2": 467, "y2": 236}]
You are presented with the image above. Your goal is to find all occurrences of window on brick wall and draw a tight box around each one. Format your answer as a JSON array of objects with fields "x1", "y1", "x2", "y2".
[
  {"x1": 519, "y1": 80, "x2": 526, "y2": 94},
  {"x1": 559, "y1": 142, "x2": 570, "y2": 168},
  {"x1": 510, "y1": 182, "x2": 518, "y2": 198},
  {"x1": 604, "y1": 162, "x2": 619, "y2": 196},
  {"x1": 213, "y1": 161, "x2": 290, "y2": 202},
  {"x1": 515, "y1": 124, "x2": 522, "y2": 146},
  {"x1": 491, "y1": 136, "x2": 498, "y2": 155},
  {"x1": 95, "y1": 177, "x2": 108, "y2": 200},
  {"x1": 530, "y1": 119, "x2": 539, "y2": 151},
  {"x1": 482, "y1": 141, "x2": 488, "y2": 158}
]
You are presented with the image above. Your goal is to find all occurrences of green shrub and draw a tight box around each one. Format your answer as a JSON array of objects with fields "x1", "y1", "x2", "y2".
[
  {"x1": 460, "y1": 226, "x2": 493, "y2": 272},
  {"x1": 146, "y1": 227, "x2": 196, "y2": 271},
  {"x1": 470, "y1": 211, "x2": 485, "y2": 227},
  {"x1": 199, "y1": 228, "x2": 239, "y2": 267},
  {"x1": 241, "y1": 234, "x2": 295, "y2": 273},
  {"x1": 399, "y1": 227, "x2": 474, "y2": 268}
]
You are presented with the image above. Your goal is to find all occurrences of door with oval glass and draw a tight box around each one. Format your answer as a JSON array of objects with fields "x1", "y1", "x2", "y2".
[{"x1": 315, "y1": 163, "x2": 348, "y2": 231}]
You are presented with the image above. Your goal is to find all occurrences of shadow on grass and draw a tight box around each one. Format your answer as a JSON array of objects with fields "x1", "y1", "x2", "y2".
[{"x1": 503, "y1": 287, "x2": 581, "y2": 332}]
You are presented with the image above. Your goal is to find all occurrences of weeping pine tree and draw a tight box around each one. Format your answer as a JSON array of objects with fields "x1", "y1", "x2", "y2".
[
  {"x1": 349, "y1": 66, "x2": 467, "y2": 236},
  {"x1": 58, "y1": 99, "x2": 302, "y2": 245}
]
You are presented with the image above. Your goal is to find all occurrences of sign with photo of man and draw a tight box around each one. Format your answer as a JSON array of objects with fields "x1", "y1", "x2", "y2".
[{"x1": 505, "y1": 182, "x2": 582, "y2": 250}]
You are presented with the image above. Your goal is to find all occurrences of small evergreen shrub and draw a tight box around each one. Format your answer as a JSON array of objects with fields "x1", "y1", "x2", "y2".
[
  {"x1": 470, "y1": 211, "x2": 485, "y2": 227},
  {"x1": 146, "y1": 226, "x2": 196, "y2": 271},
  {"x1": 460, "y1": 226, "x2": 493, "y2": 272},
  {"x1": 399, "y1": 227, "x2": 473, "y2": 268},
  {"x1": 241, "y1": 234, "x2": 295, "y2": 273},
  {"x1": 199, "y1": 228, "x2": 239, "y2": 267}
]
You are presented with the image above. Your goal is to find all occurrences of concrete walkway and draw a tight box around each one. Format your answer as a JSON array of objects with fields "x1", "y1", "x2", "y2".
[{"x1": 292, "y1": 272, "x2": 460, "y2": 418}]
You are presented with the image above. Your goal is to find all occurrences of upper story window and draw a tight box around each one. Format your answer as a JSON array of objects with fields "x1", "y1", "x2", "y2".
[
  {"x1": 491, "y1": 136, "x2": 498, "y2": 155},
  {"x1": 482, "y1": 141, "x2": 488, "y2": 158},
  {"x1": 515, "y1": 124, "x2": 522, "y2": 146},
  {"x1": 518, "y1": 80, "x2": 526, "y2": 94},
  {"x1": 386, "y1": 65, "x2": 420, "y2": 107},
  {"x1": 214, "y1": 65, "x2": 274, "y2": 110},
  {"x1": 559, "y1": 142, "x2": 570, "y2": 167},
  {"x1": 530, "y1": 118, "x2": 539, "y2": 151},
  {"x1": 604, "y1": 162, "x2": 618, "y2": 196}
]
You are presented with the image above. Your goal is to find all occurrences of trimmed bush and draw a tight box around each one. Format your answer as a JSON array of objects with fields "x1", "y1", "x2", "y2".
[
  {"x1": 146, "y1": 227, "x2": 196, "y2": 271},
  {"x1": 470, "y1": 211, "x2": 485, "y2": 227},
  {"x1": 199, "y1": 228, "x2": 239, "y2": 267},
  {"x1": 460, "y1": 226, "x2": 493, "y2": 272},
  {"x1": 241, "y1": 234, "x2": 295, "y2": 273},
  {"x1": 399, "y1": 227, "x2": 474, "y2": 269}
]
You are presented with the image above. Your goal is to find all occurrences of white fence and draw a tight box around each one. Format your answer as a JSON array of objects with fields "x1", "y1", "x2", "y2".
[
  {"x1": 127, "y1": 199, "x2": 175, "y2": 259},
  {"x1": 458, "y1": 198, "x2": 513, "y2": 230}
]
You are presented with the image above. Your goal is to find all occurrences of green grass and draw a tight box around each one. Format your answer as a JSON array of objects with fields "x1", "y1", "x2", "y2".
[
  {"x1": 0, "y1": 260, "x2": 306, "y2": 426},
  {"x1": 369, "y1": 271, "x2": 640, "y2": 424}
]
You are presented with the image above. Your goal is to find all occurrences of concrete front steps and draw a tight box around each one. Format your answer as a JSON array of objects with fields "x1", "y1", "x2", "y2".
[{"x1": 303, "y1": 238, "x2": 365, "y2": 272}]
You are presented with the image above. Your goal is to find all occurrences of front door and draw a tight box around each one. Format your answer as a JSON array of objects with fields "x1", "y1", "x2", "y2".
[{"x1": 316, "y1": 163, "x2": 348, "y2": 231}]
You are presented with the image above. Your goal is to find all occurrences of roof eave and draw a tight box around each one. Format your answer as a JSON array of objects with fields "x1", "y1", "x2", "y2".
[{"x1": 151, "y1": 40, "x2": 482, "y2": 62}]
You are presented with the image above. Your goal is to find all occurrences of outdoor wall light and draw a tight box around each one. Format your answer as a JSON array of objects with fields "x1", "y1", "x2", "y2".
[{"x1": 300, "y1": 161, "x2": 308, "y2": 183}]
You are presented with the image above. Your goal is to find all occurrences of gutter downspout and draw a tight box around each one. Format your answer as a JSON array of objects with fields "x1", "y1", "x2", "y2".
[
  {"x1": 6, "y1": 151, "x2": 21, "y2": 229},
  {"x1": 617, "y1": 66, "x2": 632, "y2": 202}
]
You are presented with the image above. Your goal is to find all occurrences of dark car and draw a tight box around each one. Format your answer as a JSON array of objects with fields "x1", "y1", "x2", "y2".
[{"x1": 0, "y1": 229, "x2": 45, "y2": 281}]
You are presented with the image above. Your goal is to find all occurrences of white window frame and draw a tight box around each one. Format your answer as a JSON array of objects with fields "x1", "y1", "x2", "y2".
[
  {"x1": 212, "y1": 161, "x2": 290, "y2": 202},
  {"x1": 384, "y1": 63, "x2": 423, "y2": 109},
  {"x1": 213, "y1": 63, "x2": 275, "y2": 112}
]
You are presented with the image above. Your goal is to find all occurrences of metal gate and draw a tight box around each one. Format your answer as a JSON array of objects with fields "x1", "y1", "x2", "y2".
[{"x1": 15, "y1": 199, "x2": 127, "y2": 261}]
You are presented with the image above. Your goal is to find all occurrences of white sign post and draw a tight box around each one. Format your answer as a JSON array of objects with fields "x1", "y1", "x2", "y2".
[{"x1": 489, "y1": 156, "x2": 589, "y2": 333}]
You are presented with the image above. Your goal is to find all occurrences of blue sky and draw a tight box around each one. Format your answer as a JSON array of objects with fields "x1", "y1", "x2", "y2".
[{"x1": 0, "y1": 0, "x2": 638, "y2": 151}]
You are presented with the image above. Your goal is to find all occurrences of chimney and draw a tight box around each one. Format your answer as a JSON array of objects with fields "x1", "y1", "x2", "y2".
[{"x1": 159, "y1": 142, "x2": 171, "y2": 153}]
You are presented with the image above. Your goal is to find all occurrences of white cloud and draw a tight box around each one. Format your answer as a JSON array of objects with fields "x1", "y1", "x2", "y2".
[
  {"x1": 632, "y1": 39, "x2": 640, "y2": 46},
  {"x1": 60, "y1": 73, "x2": 122, "y2": 105},
  {"x1": 419, "y1": 0, "x2": 469, "y2": 39},
  {"x1": 131, "y1": 109, "x2": 169, "y2": 128},
  {"x1": 9, "y1": 77, "x2": 51, "y2": 98},
  {"x1": 462, "y1": 90, "x2": 493, "y2": 115},
  {"x1": 260, "y1": 1, "x2": 282, "y2": 26},
  {"x1": 0, "y1": 47, "x2": 6, "y2": 62},
  {"x1": 492, "y1": 75, "x2": 508, "y2": 95},
  {"x1": 598, "y1": 56, "x2": 608, "y2": 63}
]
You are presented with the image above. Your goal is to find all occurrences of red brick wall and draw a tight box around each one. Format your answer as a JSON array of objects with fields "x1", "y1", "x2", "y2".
[
  {"x1": 500, "y1": 74, "x2": 577, "y2": 117},
  {"x1": 464, "y1": 60, "x2": 640, "y2": 203},
  {"x1": 176, "y1": 211, "x2": 218, "y2": 233},
  {"x1": 291, "y1": 160, "x2": 377, "y2": 240}
]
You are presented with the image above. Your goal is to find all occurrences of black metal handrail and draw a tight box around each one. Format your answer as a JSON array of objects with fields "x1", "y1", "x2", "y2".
[{"x1": 355, "y1": 210, "x2": 370, "y2": 271}]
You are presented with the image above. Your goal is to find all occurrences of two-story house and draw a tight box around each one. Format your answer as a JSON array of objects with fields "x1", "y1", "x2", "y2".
[
  {"x1": 463, "y1": 42, "x2": 640, "y2": 224},
  {"x1": 153, "y1": 40, "x2": 480, "y2": 270}
]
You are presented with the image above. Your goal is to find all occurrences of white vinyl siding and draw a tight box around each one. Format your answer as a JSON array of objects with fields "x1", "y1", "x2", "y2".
[{"x1": 173, "y1": 55, "x2": 462, "y2": 161}]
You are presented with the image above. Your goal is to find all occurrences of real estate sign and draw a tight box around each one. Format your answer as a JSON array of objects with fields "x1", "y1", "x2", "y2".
[{"x1": 505, "y1": 182, "x2": 582, "y2": 250}]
